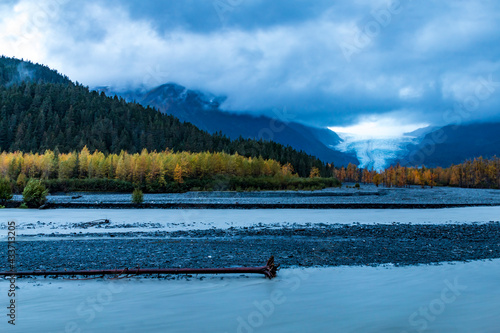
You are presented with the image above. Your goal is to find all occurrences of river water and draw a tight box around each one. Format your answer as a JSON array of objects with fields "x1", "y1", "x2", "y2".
[
  {"x1": 1, "y1": 206, "x2": 500, "y2": 238},
  {"x1": 1, "y1": 207, "x2": 499, "y2": 332},
  {"x1": 0, "y1": 260, "x2": 498, "y2": 332}
]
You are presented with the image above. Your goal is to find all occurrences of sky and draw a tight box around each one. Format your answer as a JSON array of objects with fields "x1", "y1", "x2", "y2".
[{"x1": 1, "y1": 0, "x2": 500, "y2": 135}]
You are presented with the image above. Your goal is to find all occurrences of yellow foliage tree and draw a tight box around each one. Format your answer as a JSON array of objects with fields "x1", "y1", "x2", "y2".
[
  {"x1": 173, "y1": 163, "x2": 183, "y2": 184},
  {"x1": 309, "y1": 167, "x2": 320, "y2": 178}
]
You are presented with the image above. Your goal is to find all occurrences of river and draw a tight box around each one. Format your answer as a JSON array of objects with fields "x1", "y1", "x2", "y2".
[
  {"x1": 0, "y1": 260, "x2": 498, "y2": 332},
  {"x1": 1, "y1": 207, "x2": 500, "y2": 238},
  {"x1": 1, "y1": 207, "x2": 499, "y2": 332}
]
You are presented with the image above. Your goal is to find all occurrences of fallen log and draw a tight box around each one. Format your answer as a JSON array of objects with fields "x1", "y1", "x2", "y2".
[{"x1": 0, "y1": 257, "x2": 280, "y2": 279}]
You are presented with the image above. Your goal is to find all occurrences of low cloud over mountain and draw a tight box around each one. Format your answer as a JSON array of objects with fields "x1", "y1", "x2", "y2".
[{"x1": 2, "y1": 0, "x2": 500, "y2": 129}]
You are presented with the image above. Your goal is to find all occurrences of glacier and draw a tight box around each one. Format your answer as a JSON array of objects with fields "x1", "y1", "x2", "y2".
[{"x1": 332, "y1": 133, "x2": 421, "y2": 171}]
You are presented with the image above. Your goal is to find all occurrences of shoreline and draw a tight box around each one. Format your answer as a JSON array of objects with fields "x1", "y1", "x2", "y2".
[
  {"x1": 34, "y1": 202, "x2": 500, "y2": 209},
  {"x1": 5, "y1": 185, "x2": 500, "y2": 209}
]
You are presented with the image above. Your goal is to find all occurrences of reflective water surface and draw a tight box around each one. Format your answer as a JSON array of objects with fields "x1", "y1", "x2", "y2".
[{"x1": 1, "y1": 260, "x2": 498, "y2": 332}]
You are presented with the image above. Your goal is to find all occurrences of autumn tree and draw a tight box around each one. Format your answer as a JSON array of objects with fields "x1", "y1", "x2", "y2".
[
  {"x1": 309, "y1": 167, "x2": 320, "y2": 178},
  {"x1": 281, "y1": 163, "x2": 294, "y2": 177},
  {"x1": 79, "y1": 146, "x2": 90, "y2": 178},
  {"x1": 173, "y1": 163, "x2": 183, "y2": 184}
]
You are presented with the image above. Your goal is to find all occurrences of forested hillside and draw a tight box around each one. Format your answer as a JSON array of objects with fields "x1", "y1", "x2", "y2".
[
  {"x1": 0, "y1": 56, "x2": 71, "y2": 86},
  {"x1": 0, "y1": 56, "x2": 334, "y2": 178}
]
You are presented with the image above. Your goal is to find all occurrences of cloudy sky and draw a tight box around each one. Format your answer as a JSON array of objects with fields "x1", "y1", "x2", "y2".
[{"x1": 1, "y1": 0, "x2": 500, "y2": 135}]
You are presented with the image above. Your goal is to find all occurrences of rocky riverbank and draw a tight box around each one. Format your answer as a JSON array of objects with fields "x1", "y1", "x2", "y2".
[
  {"x1": 2, "y1": 223, "x2": 500, "y2": 274},
  {"x1": 6, "y1": 185, "x2": 500, "y2": 209}
]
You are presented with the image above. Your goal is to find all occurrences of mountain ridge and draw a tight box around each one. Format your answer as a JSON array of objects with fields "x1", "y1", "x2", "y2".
[
  {"x1": 111, "y1": 83, "x2": 359, "y2": 166},
  {"x1": 399, "y1": 122, "x2": 500, "y2": 167}
]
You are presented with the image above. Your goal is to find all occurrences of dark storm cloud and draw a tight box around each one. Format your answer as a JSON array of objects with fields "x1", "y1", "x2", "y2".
[{"x1": 1, "y1": 0, "x2": 500, "y2": 128}]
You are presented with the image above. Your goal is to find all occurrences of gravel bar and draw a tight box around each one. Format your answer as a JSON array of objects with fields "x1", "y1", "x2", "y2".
[{"x1": 2, "y1": 223, "x2": 500, "y2": 274}]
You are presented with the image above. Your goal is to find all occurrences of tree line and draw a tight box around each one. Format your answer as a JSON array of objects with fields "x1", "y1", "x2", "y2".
[
  {"x1": 335, "y1": 157, "x2": 500, "y2": 189},
  {"x1": 0, "y1": 148, "x2": 340, "y2": 193}
]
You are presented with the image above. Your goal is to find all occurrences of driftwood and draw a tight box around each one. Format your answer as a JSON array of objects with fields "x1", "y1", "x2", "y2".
[{"x1": 0, "y1": 257, "x2": 280, "y2": 279}]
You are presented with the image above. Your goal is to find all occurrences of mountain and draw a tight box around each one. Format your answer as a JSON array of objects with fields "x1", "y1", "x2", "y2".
[
  {"x1": 403, "y1": 126, "x2": 439, "y2": 138},
  {"x1": 112, "y1": 83, "x2": 359, "y2": 167},
  {"x1": 0, "y1": 57, "x2": 333, "y2": 177},
  {"x1": 399, "y1": 123, "x2": 500, "y2": 167}
]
